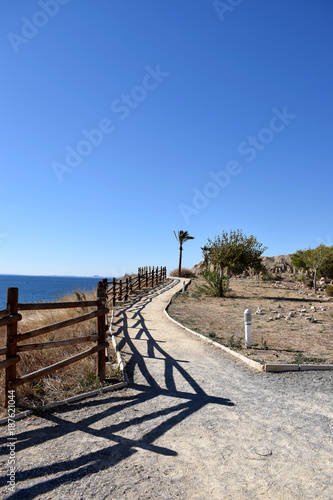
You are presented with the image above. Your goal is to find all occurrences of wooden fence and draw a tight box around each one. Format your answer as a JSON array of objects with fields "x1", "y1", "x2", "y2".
[{"x1": 0, "y1": 266, "x2": 167, "y2": 408}]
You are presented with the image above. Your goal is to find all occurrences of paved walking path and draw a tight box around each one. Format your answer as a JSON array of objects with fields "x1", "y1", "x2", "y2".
[{"x1": 1, "y1": 278, "x2": 332, "y2": 499}]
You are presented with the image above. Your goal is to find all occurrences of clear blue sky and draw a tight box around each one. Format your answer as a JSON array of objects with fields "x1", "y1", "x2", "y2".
[{"x1": 1, "y1": 0, "x2": 332, "y2": 276}]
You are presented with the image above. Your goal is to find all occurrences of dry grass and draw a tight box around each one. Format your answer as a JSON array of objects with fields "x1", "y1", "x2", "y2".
[
  {"x1": 0, "y1": 290, "x2": 121, "y2": 416},
  {"x1": 169, "y1": 268, "x2": 196, "y2": 278},
  {"x1": 168, "y1": 278, "x2": 333, "y2": 366}
]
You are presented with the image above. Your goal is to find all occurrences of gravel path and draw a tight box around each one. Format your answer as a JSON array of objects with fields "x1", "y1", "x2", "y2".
[{"x1": 1, "y1": 278, "x2": 332, "y2": 499}]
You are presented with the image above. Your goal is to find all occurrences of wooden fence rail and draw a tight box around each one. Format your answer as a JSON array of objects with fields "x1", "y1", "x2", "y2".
[{"x1": 0, "y1": 266, "x2": 167, "y2": 408}]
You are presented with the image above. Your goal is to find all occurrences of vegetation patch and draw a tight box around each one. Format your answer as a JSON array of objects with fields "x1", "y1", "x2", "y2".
[{"x1": 168, "y1": 278, "x2": 333, "y2": 366}]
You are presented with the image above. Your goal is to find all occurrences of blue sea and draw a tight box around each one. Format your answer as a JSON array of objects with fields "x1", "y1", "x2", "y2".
[{"x1": 0, "y1": 275, "x2": 113, "y2": 308}]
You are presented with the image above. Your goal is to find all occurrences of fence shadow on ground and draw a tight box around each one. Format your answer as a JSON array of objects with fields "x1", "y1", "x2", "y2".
[{"x1": 0, "y1": 279, "x2": 234, "y2": 500}]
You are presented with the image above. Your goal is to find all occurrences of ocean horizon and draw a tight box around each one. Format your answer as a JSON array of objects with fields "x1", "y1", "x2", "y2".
[{"x1": 0, "y1": 274, "x2": 114, "y2": 308}]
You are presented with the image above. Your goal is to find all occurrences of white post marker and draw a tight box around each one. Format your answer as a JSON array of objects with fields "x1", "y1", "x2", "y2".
[
  {"x1": 182, "y1": 280, "x2": 186, "y2": 293},
  {"x1": 244, "y1": 308, "x2": 252, "y2": 348}
]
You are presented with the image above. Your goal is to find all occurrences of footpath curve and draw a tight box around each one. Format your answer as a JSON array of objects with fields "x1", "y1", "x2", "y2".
[{"x1": 1, "y1": 278, "x2": 332, "y2": 499}]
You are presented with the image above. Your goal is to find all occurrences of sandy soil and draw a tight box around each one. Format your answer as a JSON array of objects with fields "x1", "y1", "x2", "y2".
[
  {"x1": 0, "y1": 278, "x2": 332, "y2": 499},
  {"x1": 168, "y1": 277, "x2": 333, "y2": 365}
]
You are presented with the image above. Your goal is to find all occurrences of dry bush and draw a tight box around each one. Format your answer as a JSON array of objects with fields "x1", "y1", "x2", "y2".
[
  {"x1": 0, "y1": 290, "x2": 120, "y2": 415},
  {"x1": 169, "y1": 268, "x2": 196, "y2": 278}
]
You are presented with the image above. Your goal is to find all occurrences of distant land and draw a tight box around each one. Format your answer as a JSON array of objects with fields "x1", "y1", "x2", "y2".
[{"x1": 0, "y1": 273, "x2": 107, "y2": 278}]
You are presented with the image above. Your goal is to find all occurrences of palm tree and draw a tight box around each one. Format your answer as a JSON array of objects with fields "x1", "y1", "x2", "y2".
[{"x1": 174, "y1": 230, "x2": 195, "y2": 277}]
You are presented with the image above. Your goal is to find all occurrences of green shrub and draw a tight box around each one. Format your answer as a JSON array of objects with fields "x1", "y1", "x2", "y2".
[
  {"x1": 327, "y1": 285, "x2": 333, "y2": 297},
  {"x1": 261, "y1": 272, "x2": 275, "y2": 282},
  {"x1": 198, "y1": 267, "x2": 230, "y2": 297}
]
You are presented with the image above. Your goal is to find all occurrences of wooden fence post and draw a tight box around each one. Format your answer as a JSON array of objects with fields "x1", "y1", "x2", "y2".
[
  {"x1": 138, "y1": 272, "x2": 141, "y2": 291},
  {"x1": 97, "y1": 282, "x2": 107, "y2": 381},
  {"x1": 145, "y1": 270, "x2": 148, "y2": 288},
  {"x1": 119, "y1": 280, "x2": 122, "y2": 301},
  {"x1": 112, "y1": 277, "x2": 116, "y2": 307},
  {"x1": 152, "y1": 268, "x2": 155, "y2": 287},
  {"x1": 5, "y1": 288, "x2": 18, "y2": 409},
  {"x1": 129, "y1": 276, "x2": 133, "y2": 295},
  {"x1": 125, "y1": 278, "x2": 129, "y2": 301}
]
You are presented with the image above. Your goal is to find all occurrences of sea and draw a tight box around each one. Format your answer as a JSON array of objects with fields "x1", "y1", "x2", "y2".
[{"x1": 0, "y1": 275, "x2": 113, "y2": 309}]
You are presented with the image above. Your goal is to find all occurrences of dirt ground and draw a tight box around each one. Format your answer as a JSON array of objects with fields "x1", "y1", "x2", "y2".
[{"x1": 168, "y1": 278, "x2": 333, "y2": 365}]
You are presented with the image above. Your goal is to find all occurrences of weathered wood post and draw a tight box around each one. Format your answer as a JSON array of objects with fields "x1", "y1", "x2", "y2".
[
  {"x1": 152, "y1": 268, "x2": 155, "y2": 287},
  {"x1": 145, "y1": 270, "x2": 148, "y2": 288},
  {"x1": 97, "y1": 282, "x2": 107, "y2": 380},
  {"x1": 129, "y1": 276, "x2": 133, "y2": 295},
  {"x1": 119, "y1": 279, "x2": 122, "y2": 301},
  {"x1": 112, "y1": 277, "x2": 116, "y2": 307},
  {"x1": 125, "y1": 278, "x2": 129, "y2": 301},
  {"x1": 5, "y1": 288, "x2": 19, "y2": 408},
  {"x1": 138, "y1": 271, "x2": 141, "y2": 291}
]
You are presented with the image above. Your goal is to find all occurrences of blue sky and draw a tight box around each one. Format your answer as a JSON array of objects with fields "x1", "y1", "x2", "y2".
[{"x1": 0, "y1": 0, "x2": 332, "y2": 276}]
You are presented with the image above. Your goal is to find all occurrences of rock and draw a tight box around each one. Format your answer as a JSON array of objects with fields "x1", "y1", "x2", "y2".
[
  {"x1": 261, "y1": 254, "x2": 294, "y2": 275},
  {"x1": 310, "y1": 306, "x2": 317, "y2": 312},
  {"x1": 268, "y1": 317, "x2": 274, "y2": 321},
  {"x1": 310, "y1": 317, "x2": 317, "y2": 323}
]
